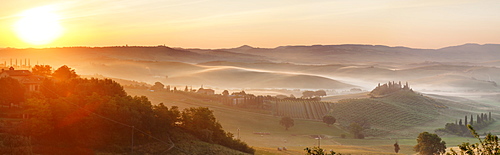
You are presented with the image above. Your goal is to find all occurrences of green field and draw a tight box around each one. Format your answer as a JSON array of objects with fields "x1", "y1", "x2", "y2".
[{"x1": 125, "y1": 88, "x2": 500, "y2": 154}]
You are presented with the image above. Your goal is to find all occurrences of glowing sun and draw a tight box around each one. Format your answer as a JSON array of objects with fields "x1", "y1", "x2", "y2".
[{"x1": 14, "y1": 6, "x2": 63, "y2": 45}]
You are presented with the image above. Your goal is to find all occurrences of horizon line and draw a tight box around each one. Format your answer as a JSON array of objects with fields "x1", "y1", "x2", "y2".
[{"x1": 1, "y1": 42, "x2": 497, "y2": 50}]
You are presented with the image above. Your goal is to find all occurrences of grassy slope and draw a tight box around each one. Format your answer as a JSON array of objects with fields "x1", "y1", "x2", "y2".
[
  {"x1": 329, "y1": 90, "x2": 446, "y2": 135},
  {"x1": 125, "y1": 89, "x2": 409, "y2": 154},
  {"x1": 125, "y1": 88, "x2": 499, "y2": 154}
]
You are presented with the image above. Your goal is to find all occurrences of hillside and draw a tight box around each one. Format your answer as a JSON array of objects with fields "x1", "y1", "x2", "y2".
[
  {"x1": 0, "y1": 76, "x2": 254, "y2": 154},
  {"x1": 221, "y1": 43, "x2": 500, "y2": 64},
  {"x1": 329, "y1": 89, "x2": 448, "y2": 136},
  {"x1": 164, "y1": 67, "x2": 355, "y2": 89}
]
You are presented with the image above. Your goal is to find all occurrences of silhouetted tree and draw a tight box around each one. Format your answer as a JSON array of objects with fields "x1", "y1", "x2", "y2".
[
  {"x1": 470, "y1": 115, "x2": 474, "y2": 126},
  {"x1": 448, "y1": 125, "x2": 500, "y2": 155},
  {"x1": 315, "y1": 90, "x2": 327, "y2": 97},
  {"x1": 280, "y1": 116, "x2": 294, "y2": 130},
  {"x1": 414, "y1": 132, "x2": 446, "y2": 155},
  {"x1": 222, "y1": 90, "x2": 229, "y2": 96},
  {"x1": 0, "y1": 77, "x2": 25, "y2": 107},
  {"x1": 302, "y1": 91, "x2": 315, "y2": 99},
  {"x1": 151, "y1": 82, "x2": 164, "y2": 91},
  {"x1": 465, "y1": 115, "x2": 468, "y2": 126},
  {"x1": 322, "y1": 115, "x2": 336, "y2": 126},
  {"x1": 0, "y1": 134, "x2": 33, "y2": 154},
  {"x1": 52, "y1": 65, "x2": 78, "y2": 81},
  {"x1": 31, "y1": 65, "x2": 52, "y2": 76},
  {"x1": 394, "y1": 142, "x2": 400, "y2": 153},
  {"x1": 304, "y1": 146, "x2": 337, "y2": 155}
]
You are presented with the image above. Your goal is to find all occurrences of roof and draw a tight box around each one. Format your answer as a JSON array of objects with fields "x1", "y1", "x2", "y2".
[
  {"x1": 18, "y1": 75, "x2": 44, "y2": 84},
  {"x1": 1, "y1": 70, "x2": 32, "y2": 76}
]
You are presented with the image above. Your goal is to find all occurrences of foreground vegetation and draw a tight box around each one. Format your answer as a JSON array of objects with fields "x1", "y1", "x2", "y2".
[{"x1": 0, "y1": 65, "x2": 253, "y2": 154}]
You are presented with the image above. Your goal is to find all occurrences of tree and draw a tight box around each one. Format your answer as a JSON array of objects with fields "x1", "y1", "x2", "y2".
[
  {"x1": 151, "y1": 82, "x2": 164, "y2": 92},
  {"x1": 0, "y1": 77, "x2": 25, "y2": 107},
  {"x1": 302, "y1": 91, "x2": 315, "y2": 99},
  {"x1": 394, "y1": 142, "x2": 400, "y2": 153},
  {"x1": 322, "y1": 115, "x2": 336, "y2": 126},
  {"x1": 349, "y1": 122, "x2": 364, "y2": 139},
  {"x1": 465, "y1": 115, "x2": 468, "y2": 126},
  {"x1": 448, "y1": 125, "x2": 499, "y2": 155},
  {"x1": 414, "y1": 132, "x2": 446, "y2": 155},
  {"x1": 279, "y1": 116, "x2": 294, "y2": 130},
  {"x1": 52, "y1": 65, "x2": 78, "y2": 81},
  {"x1": 304, "y1": 146, "x2": 337, "y2": 155},
  {"x1": 0, "y1": 134, "x2": 33, "y2": 154},
  {"x1": 222, "y1": 90, "x2": 229, "y2": 96},
  {"x1": 314, "y1": 90, "x2": 327, "y2": 97},
  {"x1": 32, "y1": 65, "x2": 52, "y2": 76},
  {"x1": 470, "y1": 115, "x2": 474, "y2": 126}
]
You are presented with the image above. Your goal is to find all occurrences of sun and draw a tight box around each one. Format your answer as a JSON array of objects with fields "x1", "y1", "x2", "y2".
[{"x1": 13, "y1": 6, "x2": 64, "y2": 45}]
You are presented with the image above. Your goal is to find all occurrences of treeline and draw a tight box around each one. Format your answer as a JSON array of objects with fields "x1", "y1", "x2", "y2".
[
  {"x1": 0, "y1": 77, "x2": 24, "y2": 107},
  {"x1": 369, "y1": 81, "x2": 411, "y2": 97},
  {"x1": 0, "y1": 65, "x2": 254, "y2": 154},
  {"x1": 437, "y1": 112, "x2": 494, "y2": 137}
]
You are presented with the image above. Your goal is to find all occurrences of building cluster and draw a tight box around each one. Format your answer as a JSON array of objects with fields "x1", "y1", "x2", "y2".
[
  {"x1": 0, "y1": 66, "x2": 43, "y2": 92},
  {"x1": 0, "y1": 59, "x2": 32, "y2": 70},
  {"x1": 370, "y1": 81, "x2": 412, "y2": 97}
]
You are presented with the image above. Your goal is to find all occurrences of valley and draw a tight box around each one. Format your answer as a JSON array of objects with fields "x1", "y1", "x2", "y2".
[{"x1": 2, "y1": 43, "x2": 500, "y2": 154}]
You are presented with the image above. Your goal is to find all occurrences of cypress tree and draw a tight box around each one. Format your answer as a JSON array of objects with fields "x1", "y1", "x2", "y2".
[
  {"x1": 481, "y1": 113, "x2": 484, "y2": 123},
  {"x1": 490, "y1": 112, "x2": 492, "y2": 121},
  {"x1": 465, "y1": 115, "x2": 468, "y2": 126},
  {"x1": 482, "y1": 113, "x2": 485, "y2": 123},
  {"x1": 477, "y1": 114, "x2": 481, "y2": 124},
  {"x1": 459, "y1": 119, "x2": 463, "y2": 126},
  {"x1": 470, "y1": 115, "x2": 474, "y2": 126}
]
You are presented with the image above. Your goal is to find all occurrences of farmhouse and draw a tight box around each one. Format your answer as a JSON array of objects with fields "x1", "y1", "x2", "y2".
[
  {"x1": 0, "y1": 67, "x2": 43, "y2": 92},
  {"x1": 197, "y1": 88, "x2": 215, "y2": 95}
]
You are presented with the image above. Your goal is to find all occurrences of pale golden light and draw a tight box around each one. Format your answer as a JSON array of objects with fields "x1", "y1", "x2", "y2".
[{"x1": 13, "y1": 6, "x2": 63, "y2": 45}]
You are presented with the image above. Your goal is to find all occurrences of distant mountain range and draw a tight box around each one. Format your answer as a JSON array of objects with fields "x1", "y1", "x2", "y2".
[
  {"x1": 1, "y1": 43, "x2": 500, "y2": 91},
  {"x1": 2, "y1": 43, "x2": 499, "y2": 64}
]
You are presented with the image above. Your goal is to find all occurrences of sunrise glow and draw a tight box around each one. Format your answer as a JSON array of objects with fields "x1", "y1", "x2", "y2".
[{"x1": 13, "y1": 6, "x2": 63, "y2": 45}]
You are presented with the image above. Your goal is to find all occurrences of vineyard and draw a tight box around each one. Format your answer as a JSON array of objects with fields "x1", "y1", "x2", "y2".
[
  {"x1": 330, "y1": 90, "x2": 447, "y2": 131},
  {"x1": 273, "y1": 100, "x2": 333, "y2": 120}
]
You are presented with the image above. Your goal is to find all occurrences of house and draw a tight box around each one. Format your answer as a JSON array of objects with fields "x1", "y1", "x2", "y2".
[
  {"x1": 0, "y1": 67, "x2": 43, "y2": 92},
  {"x1": 197, "y1": 88, "x2": 215, "y2": 95}
]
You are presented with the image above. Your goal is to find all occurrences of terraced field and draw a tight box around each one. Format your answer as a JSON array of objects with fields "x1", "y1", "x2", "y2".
[{"x1": 274, "y1": 100, "x2": 333, "y2": 120}]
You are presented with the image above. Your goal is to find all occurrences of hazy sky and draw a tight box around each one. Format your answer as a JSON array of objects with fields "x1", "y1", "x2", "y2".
[{"x1": 1, "y1": 0, "x2": 499, "y2": 49}]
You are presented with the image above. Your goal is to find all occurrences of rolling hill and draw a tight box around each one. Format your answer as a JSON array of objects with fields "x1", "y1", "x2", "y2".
[
  {"x1": 328, "y1": 89, "x2": 447, "y2": 135},
  {"x1": 164, "y1": 67, "x2": 355, "y2": 89},
  {"x1": 2, "y1": 43, "x2": 500, "y2": 92}
]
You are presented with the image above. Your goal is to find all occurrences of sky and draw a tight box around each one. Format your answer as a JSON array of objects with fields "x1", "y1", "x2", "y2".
[{"x1": 1, "y1": 0, "x2": 499, "y2": 49}]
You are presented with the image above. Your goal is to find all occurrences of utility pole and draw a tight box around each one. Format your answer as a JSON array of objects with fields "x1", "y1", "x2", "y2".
[
  {"x1": 237, "y1": 128, "x2": 240, "y2": 139},
  {"x1": 316, "y1": 137, "x2": 321, "y2": 148}
]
